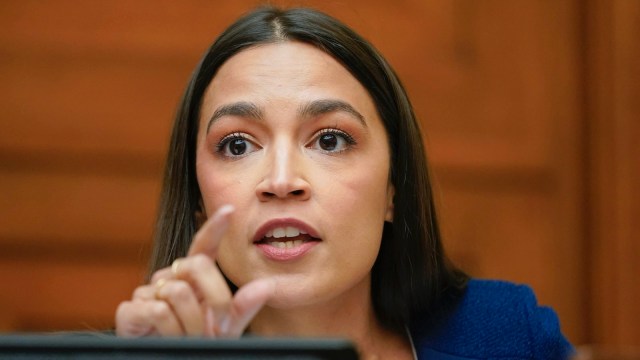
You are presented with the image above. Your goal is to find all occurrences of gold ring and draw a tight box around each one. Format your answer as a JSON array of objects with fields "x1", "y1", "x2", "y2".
[
  {"x1": 155, "y1": 278, "x2": 167, "y2": 298},
  {"x1": 171, "y1": 259, "x2": 182, "y2": 276}
]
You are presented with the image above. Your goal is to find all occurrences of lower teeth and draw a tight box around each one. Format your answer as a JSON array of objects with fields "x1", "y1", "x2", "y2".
[{"x1": 268, "y1": 239, "x2": 304, "y2": 249}]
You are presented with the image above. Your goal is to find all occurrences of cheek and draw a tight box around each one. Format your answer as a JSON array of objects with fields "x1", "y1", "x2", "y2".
[
  {"x1": 319, "y1": 159, "x2": 390, "y2": 242},
  {"x1": 196, "y1": 160, "x2": 254, "y2": 232},
  {"x1": 196, "y1": 161, "x2": 246, "y2": 215},
  {"x1": 342, "y1": 153, "x2": 390, "y2": 209},
  {"x1": 200, "y1": 180, "x2": 234, "y2": 212},
  {"x1": 217, "y1": 240, "x2": 247, "y2": 286}
]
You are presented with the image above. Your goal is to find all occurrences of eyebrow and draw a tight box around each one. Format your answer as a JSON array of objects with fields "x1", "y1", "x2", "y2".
[
  {"x1": 206, "y1": 99, "x2": 367, "y2": 133},
  {"x1": 206, "y1": 101, "x2": 264, "y2": 133},
  {"x1": 299, "y1": 99, "x2": 366, "y2": 127}
]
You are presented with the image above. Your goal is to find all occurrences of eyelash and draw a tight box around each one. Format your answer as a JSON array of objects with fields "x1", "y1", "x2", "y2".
[
  {"x1": 213, "y1": 128, "x2": 357, "y2": 157},
  {"x1": 215, "y1": 132, "x2": 250, "y2": 153},
  {"x1": 314, "y1": 128, "x2": 357, "y2": 151}
]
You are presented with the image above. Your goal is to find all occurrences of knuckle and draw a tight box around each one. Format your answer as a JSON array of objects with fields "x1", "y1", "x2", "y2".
[
  {"x1": 150, "y1": 301, "x2": 172, "y2": 321},
  {"x1": 191, "y1": 254, "x2": 213, "y2": 269},
  {"x1": 133, "y1": 286, "x2": 151, "y2": 299},
  {"x1": 150, "y1": 272, "x2": 165, "y2": 284},
  {"x1": 115, "y1": 301, "x2": 132, "y2": 320},
  {"x1": 166, "y1": 281, "x2": 192, "y2": 302}
]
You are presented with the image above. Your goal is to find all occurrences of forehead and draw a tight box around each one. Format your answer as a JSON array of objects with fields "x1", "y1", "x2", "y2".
[{"x1": 201, "y1": 41, "x2": 375, "y2": 113}]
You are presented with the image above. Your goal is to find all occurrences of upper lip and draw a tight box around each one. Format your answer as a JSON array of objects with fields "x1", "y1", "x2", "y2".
[{"x1": 252, "y1": 218, "x2": 321, "y2": 243}]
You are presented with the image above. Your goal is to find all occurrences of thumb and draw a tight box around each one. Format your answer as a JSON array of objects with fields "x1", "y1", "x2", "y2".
[{"x1": 225, "y1": 278, "x2": 276, "y2": 337}]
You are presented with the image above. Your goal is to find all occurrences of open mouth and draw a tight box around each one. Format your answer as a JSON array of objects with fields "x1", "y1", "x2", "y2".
[{"x1": 254, "y1": 226, "x2": 321, "y2": 248}]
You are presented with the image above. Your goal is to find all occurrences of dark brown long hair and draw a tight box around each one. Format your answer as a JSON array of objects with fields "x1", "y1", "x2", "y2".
[{"x1": 148, "y1": 6, "x2": 468, "y2": 335}]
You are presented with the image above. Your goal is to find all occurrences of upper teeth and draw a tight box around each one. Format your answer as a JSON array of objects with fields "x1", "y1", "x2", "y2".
[{"x1": 265, "y1": 226, "x2": 308, "y2": 239}]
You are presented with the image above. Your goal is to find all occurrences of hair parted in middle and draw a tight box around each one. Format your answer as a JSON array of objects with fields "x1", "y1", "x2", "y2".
[{"x1": 148, "y1": 6, "x2": 468, "y2": 335}]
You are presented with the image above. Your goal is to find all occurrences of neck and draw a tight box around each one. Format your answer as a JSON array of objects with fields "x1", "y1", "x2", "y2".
[{"x1": 248, "y1": 279, "x2": 413, "y2": 359}]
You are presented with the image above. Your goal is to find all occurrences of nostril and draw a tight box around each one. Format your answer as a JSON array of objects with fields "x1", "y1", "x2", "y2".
[
  {"x1": 261, "y1": 191, "x2": 276, "y2": 198},
  {"x1": 257, "y1": 186, "x2": 309, "y2": 201}
]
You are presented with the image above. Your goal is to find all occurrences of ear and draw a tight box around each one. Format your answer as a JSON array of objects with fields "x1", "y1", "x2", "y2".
[
  {"x1": 194, "y1": 199, "x2": 208, "y2": 230},
  {"x1": 385, "y1": 184, "x2": 395, "y2": 222}
]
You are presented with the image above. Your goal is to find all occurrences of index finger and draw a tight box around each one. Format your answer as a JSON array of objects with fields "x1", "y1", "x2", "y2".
[{"x1": 188, "y1": 205, "x2": 235, "y2": 258}]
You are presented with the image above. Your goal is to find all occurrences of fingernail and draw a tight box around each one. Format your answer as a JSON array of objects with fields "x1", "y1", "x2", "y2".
[{"x1": 217, "y1": 205, "x2": 235, "y2": 218}]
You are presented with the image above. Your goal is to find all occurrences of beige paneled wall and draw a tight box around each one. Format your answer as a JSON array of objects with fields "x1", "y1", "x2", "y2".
[{"x1": 0, "y1": 0, "x2": 637, "y2": 347}]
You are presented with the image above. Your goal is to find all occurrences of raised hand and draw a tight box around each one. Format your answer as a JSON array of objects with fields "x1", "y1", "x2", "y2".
[{"x1": 115, "y1": 205, "x2": 275, "y2": 337}]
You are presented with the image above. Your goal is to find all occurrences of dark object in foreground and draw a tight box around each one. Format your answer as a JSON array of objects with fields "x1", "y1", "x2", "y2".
[{"x1": 0, "y1": 333, "x2": 358, "y2": 359}]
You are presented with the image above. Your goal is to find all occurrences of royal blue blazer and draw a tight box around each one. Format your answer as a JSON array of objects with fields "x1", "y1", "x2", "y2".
[{"x1": 410, "y1": 279, "x2": 574, "y2": 360}]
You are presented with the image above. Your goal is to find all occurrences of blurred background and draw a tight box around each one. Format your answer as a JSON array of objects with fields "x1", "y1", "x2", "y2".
[{"x1": 0, "y1": 0, "x2": 638, "y2": 353}]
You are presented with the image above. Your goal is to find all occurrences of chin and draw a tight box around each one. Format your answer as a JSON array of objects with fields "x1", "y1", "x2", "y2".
[
  {"x1": 267, "y1": 273, "x2": 370, "y2": 310},
  {"x1": 266, "y1": 275, "x2": 324, "y2": 308}
]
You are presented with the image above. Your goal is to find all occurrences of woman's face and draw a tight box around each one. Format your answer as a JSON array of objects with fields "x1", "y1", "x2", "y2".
[{"x1": 196, "y1": 41, "x2": 393, "y2": 308}]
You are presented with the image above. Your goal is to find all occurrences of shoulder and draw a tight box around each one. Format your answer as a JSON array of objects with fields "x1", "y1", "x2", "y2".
[{"x1": 410, "y1": 279, "x2": 574, "y2": 360}]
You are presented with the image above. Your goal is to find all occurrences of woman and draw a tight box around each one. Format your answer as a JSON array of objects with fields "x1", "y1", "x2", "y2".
[{"x1": 115, "y1": 7, "x2": 572, "y2": 359}]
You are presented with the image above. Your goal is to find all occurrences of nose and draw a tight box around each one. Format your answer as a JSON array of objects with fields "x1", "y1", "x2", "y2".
[{"x1": 255, "y1": 144, "x2": 311, "y2": 202}]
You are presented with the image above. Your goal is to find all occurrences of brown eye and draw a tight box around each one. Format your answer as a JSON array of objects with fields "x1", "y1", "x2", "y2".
[
  {"x1": 216, "y1": 133, "x2": 257, "y2": 158},
  {"x1": 319, "y1": 133, "x2": 338, "y2": 151},
  {"x1": 229, "y1": 138, "x2": 247, "y2": 155},
  {"x1": 310, "y1": 129, "x2": 356, "y2": 153}
]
